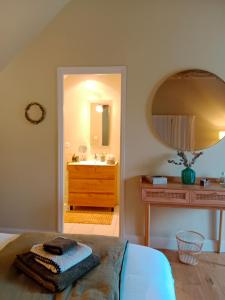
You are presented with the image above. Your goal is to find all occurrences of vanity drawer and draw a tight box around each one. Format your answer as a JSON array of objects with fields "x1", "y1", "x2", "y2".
[
  {"x1": 142, "y1": 188, "x2": 189, "y2": 205},
  {"x1": 69, "y1": 179, "x2": 115, "y2": 193},
  {"x1": 68, "y1": 193, "x2": 116, "y2": 207},
  {"x1": 95, "y1": 166, "x2": 116, "y2": 179},
  {"x1": 190, "y1": 191, "x2": 225, "y2": 207},
  {"x1": 68, "y1": 165, "x2": 116, "y2": 179},
  {"x1": 68, "y1": 165, "x2": 96, "y2": 179}
]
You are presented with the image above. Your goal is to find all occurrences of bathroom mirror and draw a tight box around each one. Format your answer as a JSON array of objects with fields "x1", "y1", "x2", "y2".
[
  {"x1": 151, "y1": 69, "x2": 225, "y2": 150},
  {"x1": 90, "y1": 103, "x2": 110, "y2": 147}
]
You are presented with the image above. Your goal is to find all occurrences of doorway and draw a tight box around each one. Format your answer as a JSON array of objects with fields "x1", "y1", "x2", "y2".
[{"x1": 57, "y1": 67, "x2": 126, "y2": 239}]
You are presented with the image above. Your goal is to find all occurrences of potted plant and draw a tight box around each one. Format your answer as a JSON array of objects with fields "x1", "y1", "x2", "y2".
[{"x1": 168, "y1": 151, "x2": 203, "y2": 184}]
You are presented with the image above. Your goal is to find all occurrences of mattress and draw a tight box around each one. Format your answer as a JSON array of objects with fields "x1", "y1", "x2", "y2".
[{"x1": 0, "y1": 234, "x2": 176, "y2": 300}]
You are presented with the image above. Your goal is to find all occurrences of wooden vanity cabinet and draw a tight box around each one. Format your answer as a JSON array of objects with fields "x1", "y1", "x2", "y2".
[{"x1": 67, "y1": 164, "x2": 118, "y2": 209}]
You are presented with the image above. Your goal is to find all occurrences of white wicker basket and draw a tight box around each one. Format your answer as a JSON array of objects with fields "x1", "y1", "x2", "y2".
[{"x1": 176, "y1": 230, "x2": 205, "y2": 265}]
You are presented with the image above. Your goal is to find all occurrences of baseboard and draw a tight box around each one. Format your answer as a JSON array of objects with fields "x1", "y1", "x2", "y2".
[{"x1": 125, "y1": 234, "x2": 223, "y2": 252}]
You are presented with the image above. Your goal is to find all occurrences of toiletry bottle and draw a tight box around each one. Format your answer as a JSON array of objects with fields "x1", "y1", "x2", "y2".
[
  {"x1": 100, "y1": 153, "x2": 105, "y2": 162},
  {"x1": 220, "y1": 171, "x2": 225, "y2": 184}
]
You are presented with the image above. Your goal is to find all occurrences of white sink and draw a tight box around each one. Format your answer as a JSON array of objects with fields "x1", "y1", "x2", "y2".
[{"x1": 68, "y1": 160, "x2": 108, "y2": 166}]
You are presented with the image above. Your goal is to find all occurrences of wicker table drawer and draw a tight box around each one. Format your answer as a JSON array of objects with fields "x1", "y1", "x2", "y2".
[
  {"x1": 190, "y1": 191, "x2": 225, "y2": 207},
  {"x1": 142, "y1": 188, "x2": 189, "y2": 205}
]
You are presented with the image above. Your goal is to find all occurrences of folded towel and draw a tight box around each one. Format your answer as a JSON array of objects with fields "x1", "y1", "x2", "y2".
[
  {"x1": 30, "y1": 242, "x2": 92, "y2": 274},
  {"x1": 14, "y1": 252, "x2": 100, "y2": 292},
  {"x1": 43, "y1": 237, "x2": 77, "y2": 255}
]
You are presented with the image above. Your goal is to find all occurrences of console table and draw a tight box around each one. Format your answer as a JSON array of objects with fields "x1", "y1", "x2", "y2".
[{"x1": 140, "y1": 176, "x2": 225, "y2": 253}]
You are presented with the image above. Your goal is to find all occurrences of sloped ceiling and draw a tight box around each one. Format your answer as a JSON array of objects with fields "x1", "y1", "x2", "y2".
[{"x1": 0, "y1": 0, "x2": 70, "y2": 71}]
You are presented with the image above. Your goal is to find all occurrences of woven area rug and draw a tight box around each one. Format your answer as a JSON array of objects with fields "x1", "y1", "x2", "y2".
[{"x1": 64, "y1": 207, "x2": 113, "y2": 225}]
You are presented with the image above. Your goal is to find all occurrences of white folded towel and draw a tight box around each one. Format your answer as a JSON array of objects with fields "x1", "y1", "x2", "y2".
[{"x1": 30, "y1": 242, "x2": 92, "y2": 274}]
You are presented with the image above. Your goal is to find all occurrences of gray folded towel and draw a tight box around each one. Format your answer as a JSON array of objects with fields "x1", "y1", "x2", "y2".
[
  {"x1": 43, "y1": 237, "x2": 78, "y2": 255},
  {"x1": 31, "y1": 242, "x2": 92, "y2": 273},
  {"x1": 14, "y1": 252, "x2": 100, "y2": 292}
]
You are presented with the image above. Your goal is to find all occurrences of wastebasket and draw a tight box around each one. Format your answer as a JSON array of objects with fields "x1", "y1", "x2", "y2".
[{"x1": 176, "y1": 230, "x2": 205, "y2": 265}]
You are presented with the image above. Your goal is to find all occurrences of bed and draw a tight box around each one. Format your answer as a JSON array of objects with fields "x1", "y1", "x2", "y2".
[{"x1": 0, "y1": 233, "x2": 176, "y2": 300}]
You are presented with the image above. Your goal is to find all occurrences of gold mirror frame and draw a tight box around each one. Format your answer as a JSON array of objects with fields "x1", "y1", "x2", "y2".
[{"x1": 151, "y1": 69, "x2": 225, "y2": 151}]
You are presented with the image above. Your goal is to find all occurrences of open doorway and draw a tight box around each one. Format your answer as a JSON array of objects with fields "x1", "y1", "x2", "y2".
[{"x1": 57, "y1": 67, "x2": 126, "y2": 238}]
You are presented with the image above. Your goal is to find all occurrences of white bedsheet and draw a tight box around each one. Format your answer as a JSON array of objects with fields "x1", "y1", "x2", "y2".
[
  {"x1": 120, "y1": 243, "x2": 176, "y2": 300},
  {"x1": 0, "y1": 234, "x2": 176, "y2": 300}
]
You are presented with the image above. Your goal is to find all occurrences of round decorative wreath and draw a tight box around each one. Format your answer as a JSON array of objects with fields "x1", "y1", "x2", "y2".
[{"x1": 25, "y1": 102, "x2": 46, "y2": 124}]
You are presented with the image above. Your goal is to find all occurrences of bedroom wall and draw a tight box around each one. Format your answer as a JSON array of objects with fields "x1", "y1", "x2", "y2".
[{"x1": 0, "y1": 0, "x2": 225, "y2": 249}]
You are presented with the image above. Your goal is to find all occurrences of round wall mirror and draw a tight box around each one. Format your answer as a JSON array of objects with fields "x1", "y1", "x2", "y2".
[{"x1": 151, "y1": 69, "x2": 225, "y2": 151}]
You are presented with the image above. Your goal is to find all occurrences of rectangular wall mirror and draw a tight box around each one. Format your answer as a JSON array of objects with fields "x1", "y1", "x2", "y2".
[{"x1": 90, "y1": 103, "x2": 110, "y2": 147}]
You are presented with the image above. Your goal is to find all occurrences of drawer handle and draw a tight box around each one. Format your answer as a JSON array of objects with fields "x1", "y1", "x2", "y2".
[
  {"x1": 147, "y1": 190, "x2": 166, "y2": 194},
  {"x1": 209, "y1": 192, "x2": 219, "y2": 196}
]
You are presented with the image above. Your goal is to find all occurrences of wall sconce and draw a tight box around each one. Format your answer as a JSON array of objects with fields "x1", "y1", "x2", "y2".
[
  {"x1": 219, "y1": 131, "x2": 225, "y2": 140},
  {"x1": 96, "y1": 104, "x2": 103, "y2": 113}
]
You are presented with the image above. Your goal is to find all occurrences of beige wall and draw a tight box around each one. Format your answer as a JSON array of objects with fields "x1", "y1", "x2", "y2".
[
  {"x1": 0, "y1": 0, "x2": 225, "y2": 248},
  {"x1": 64, "y1": 76, "x2": 90, "y2": 164}
]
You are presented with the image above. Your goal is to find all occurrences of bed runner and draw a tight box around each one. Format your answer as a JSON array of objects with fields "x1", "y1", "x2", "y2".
[{"x1": 0, "y1": 232, "x2": 127, "y2": 300}]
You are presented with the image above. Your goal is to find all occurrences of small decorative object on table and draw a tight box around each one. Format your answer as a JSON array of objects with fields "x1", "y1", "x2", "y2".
[
  {"x1": 100, "y1": 153, "x2": 106, "y2": 162},
  {"x1": 72, "y1": 154, "x2": 80, "y2": 162},
  {"x1": 220, "y1": 171, "x2": 225, "y2": 186},
  {"x1": 200, "y1": 177, "x2": 209, "y2": 187},
  {"x1": 168, "y1": 151, "x2": 203, "y2": 185},
  {"x1": 106, "y1": 154, "x2": 115, "y2": 165},
  {"x1": 152, "y1": 176, "x2": 168, "y2": 185}
]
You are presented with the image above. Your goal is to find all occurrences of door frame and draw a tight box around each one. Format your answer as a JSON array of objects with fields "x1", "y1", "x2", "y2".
[{"x1": 57, "y1": 66, "x2": 127, "y2": 239}]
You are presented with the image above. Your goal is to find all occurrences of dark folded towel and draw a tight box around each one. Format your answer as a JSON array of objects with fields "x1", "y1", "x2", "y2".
[
  {"x1": 43, "y1": 237, "x2": 78, "y2": 255},
  {"x1": 14, "y1": 252, "x2": 100, "y2": 292}
]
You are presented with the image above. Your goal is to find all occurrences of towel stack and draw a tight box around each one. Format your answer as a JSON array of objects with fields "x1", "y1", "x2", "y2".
[{"x1": 14, "y1": 237, "x2": 100, "y2": 292}]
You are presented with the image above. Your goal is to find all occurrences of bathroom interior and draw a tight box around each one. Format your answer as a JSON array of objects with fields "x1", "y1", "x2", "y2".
[{"x1": 63, "y1": 73, "x2": 121, "y2": 237}]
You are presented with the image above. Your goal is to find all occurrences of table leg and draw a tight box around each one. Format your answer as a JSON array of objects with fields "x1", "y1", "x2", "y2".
[
  {"x1": 218, "y1": 209, "x2": 223, "y2": 253},
  {"x1": 145, "y1": 203, "x2": 150, "y2": 247}
]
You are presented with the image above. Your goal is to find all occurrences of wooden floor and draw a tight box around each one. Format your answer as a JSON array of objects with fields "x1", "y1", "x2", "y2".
[{"x1": 162, "y1": 250, "x2": 225, "y2": 300}]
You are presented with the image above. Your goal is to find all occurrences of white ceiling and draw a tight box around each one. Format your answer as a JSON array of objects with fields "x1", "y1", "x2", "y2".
[{"x1": 0, "y1": 0, "x2": 70, "y2": 71}]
